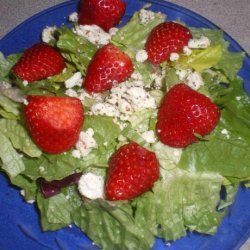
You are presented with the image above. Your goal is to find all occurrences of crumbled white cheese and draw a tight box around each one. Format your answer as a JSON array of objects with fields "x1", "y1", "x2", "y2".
[
  {"x1": 109, "y1": 27, "x2": 119, "y2": 36},
  {"x1": 72, "y1": 128, "x2": 98, "y2": 158},
  {"x1": 150, "y1": 69, "x2": 166, "y2": 90},
  {"x1": 188, "y1": 35, "x2": 211, "y2": 49},
  {"x1": 42, "y1": 26, "x2": 57, "y2": 43},
  {"x1": 20, "y1": 189, "x2": 25, "y2": 197},
  {"x1": 236, "y1": 96, "x2": 242, "y2": 101},
  {"x1": 74, "y1": 25, "x2": 111, "y2": 45},
  {"x1": 27, "y1": 200, "x2": 35, "y2": 204},
  {"x1": 22, "y1": 80, "x2": 28, "y2": 86},
  {"x1": 65, "y1": 88, "x2": 78, "y2": 98},
  {"x1": 139, "y1": 9, "x2": 155, "y2": 25},
  {"x1": 183, "y1": 46, "x2": 192, "y2": 56},
  {"x1": 23, "y1": 98, "x2": 29, "y2": 106},
  {"x1": 131, "y1": 71, "x2": 143, "y2": 81},
  {"x1": 68, "y1": 12, "x2": 78, "y2": 22},
  {"x1": 169, "y1": 52, "x2": 180, "y2": 62},
  {"x1": 78, "y1": 172, "x2": 104, "y2": 200},
  {"x1": 221, "y1": 128, "x2": 230, "y2": 139},
  {"x1": 176, "y1": 69, "x2": 204, "y2": 90},
  {"x1": 89, "y1": 80, "x2": 156, "y2": 122},
  {"x1": 65, "y1": 72, "x2": 83, "y2": 88},
  {"x1": 91, "y1": 102, "x2": 120, "y2": 117},
  {"x1": 135, "y1": 49, "x2": 148, "y2": 62},
  {"x1": 141, "y1": 130, "x2": 156, "y2": 143}
]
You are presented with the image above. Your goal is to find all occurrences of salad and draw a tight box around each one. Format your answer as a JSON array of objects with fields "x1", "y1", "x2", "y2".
[{"x1": 0, "y1": 0, "x2": 250, "y2": 249}]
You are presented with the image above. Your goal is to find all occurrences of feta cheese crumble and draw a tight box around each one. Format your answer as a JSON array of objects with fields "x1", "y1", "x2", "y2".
[
  {"x1": 42, "y1": 26, "x2": 57, "y2": 43},
  {"x1": 139, "y1": 9, "x2": 155, "y2": 25},
  {"x1": 188, "y1": 35, "x2": 211, "y2": 49},
  {"x1": 72, "y1": 128, "x2": 98, "y2": 158},
  {"x1": 65, "y1": 72, "x2": 83, "y2": 88},
  {"x1": 176, "y1": 69, "x2": 204, "y2": 90},
  {"x1": 135, "y1": 49, "x2": 148, "y2": 62},
  {"x1": 22, "y1": 80, "x2": 28, "y2": 86},
  {"x1": 109, "y1": 27, "x2": 119, "y2": 36},
  {"x1": 221, "y1": 128, "x2": 230, "y2": 139},
  {"x1": 68, "y1": 12, "x2": 79, "y2": 22},
  {"x1": 141, "y1": 130, "x2": 156, "y2": 143},
  {"x1": 74, "y1": 25, "x2": 111, "y2": 46},
  {"x1": 169, "y1": 52, "x2": 180, "y2": 62},
  {"x1": 78, "y1": 172, "x2": 104, "y2": 200},
  {"x1": 89, "y1": 80, "x2": 156, "y2": 122},
  {"x1": 183, "y1": 46, "x2": 192, "y2": 56}
]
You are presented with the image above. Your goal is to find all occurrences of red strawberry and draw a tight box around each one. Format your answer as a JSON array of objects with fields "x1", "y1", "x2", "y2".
[
  {"x1": 156, "y1": 83, "x2": 220, "y2": 148},
  {"x1": 105, "y1": 142, "x2": 159, "y2": 201},
  {"x1": 12, "y1": 43, "x2": 66, "y2": 82},
  {"x1": 83, "y1": 44, "x2": 133, "y2": 93},
  {"x1": 78, "y1": 0, "x2": 126, "y2": 31},
  {"x1": 24, "y1": 96, "x2": 84, "y2": 154},
  {"x1": 145, "y1": 22, "x2": 192, "y2": 64}
]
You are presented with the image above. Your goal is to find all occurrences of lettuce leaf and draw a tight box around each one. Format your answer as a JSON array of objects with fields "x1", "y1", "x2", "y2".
[
  {"x1": 152, "y1": 172, "x2": 224, "y2": 239},
  {"x1": 177, "y1": 45, "x2": 222, "y2": 72},
  {"x1": 0, "y1": 130, "x2": 25, "y2": 177},
  {"x1": 0, "y1": 119, "x2": 42, "y2": 157},
  {"x1": 73, "y1": 199, "x2": 155, "y2": 250},
  {"x1": 56, "y1": 26, "x2": 97, "y2": 74}
]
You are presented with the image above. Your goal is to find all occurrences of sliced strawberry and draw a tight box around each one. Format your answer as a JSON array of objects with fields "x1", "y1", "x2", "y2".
[
  {"x1": 24, "y1": 96, "x2": 84, "y2": 154},
  {"x1": 145, "y1": 22, "x2": 192, "y2": 64},
  {"x1": 156, "y1": 83, "x2": 220, "y2": 148},
  {"x1": 12, "y1": 43, "x2": 66, "y2": 82},
  {"x1": 83, "y1": 44, "x2": 133, "y2": 93},
  {"x1": 105, "y1": 142, "x2": 159, "y2": 201},
  {"x1": 78, "y1": 0, "x2": 126, "y2": 31}
]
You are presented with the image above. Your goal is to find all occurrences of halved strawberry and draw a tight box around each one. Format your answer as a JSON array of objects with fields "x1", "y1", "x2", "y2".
[
  {"x1": 12, "y1": 43, "x2": 66, "y2": 82},
  {"x1": 145, "y1": 22, "x2": 192, "y2": 64},
  {"x1": 24, "y1": 96, "x2": 84, "y2": 154},
  {"x1": 105, "y1": 142, "x2": 159, "y2": 201},
  {"x1": 78, "y1": 0, "x2": 126, "y2": 31},
  {"x1": 83, "y1": 44, "x2": 133, "y2": 93},
  {"x1": 156, "y1": 83, "x2": 220, "y2": 148}
]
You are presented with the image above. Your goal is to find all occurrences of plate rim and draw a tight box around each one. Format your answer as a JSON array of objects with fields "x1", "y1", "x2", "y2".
[{"x1": 0, "y1": 0, "x2": 249, "y2": 249}]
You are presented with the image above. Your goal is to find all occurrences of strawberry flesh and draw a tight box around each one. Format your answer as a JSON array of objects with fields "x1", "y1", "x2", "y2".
[
  {"x1": 145, "y1": 22, "x2": 192, "y2": 64},
  {"x1": 156, "y1": 83, "x2": 220, "y2": 148},
  {"x1": 83, "y1": 44, "x2": 133, "y2": 93},
  {"x1": 24, "y1": 96, "x2": 84, "y2": 154},
  {"x1": 78, "y1": 0, "x2": 126, "y2": 31},
  {"x1": 105, "y1": 142, "x2": 159, "y2": 201},
  {"x1": 12, "y1": 43, "x2": 66, "y2": 82}
]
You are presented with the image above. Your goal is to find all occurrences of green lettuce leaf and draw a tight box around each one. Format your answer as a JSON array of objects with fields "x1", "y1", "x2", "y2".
[
  {"x1": 178, "y1": 114, "x2": 250, "y2": 180},
  {"x1": 57, "y1": 26, "x2": 97, "y2": 74},
  {"x1": 73, "y1": 199, "x2": 155, "y2": 250},
  {"x1": 153, "y1": 172, "x2": 224, "y2": 239},
  {"x1": 177, "y1": 45, "x2": 222, "y2": 72},
  {"x1": 0, "y1": 119, "x2": 42, "y2": 157},
  {"x1": 10, "y1": 174, "x2": 38, "y2": 201},
  {"x1": 0, "y1": 94, "x2": 20, "y2": 116},
  {"x1": 22, "y1": 152, "x2": 84, "y2": 181},
  {"x1": 0, "y1": 130, "x2": 25, "y2": 177},
  {"x1": 0, "y1": 52, "x2": 21, "y2": 81}
]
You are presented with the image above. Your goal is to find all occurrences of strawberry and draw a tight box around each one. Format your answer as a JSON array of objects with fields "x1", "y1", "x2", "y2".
[
  {"x1": 156, "y1": 83, "x2": 220, "y2": 148},
  {"x1": 78, "y1": 0, "x2": 126, "y2": 32},
  {"x1": 83, "y1": 44, "x2": 133, "y2": 93},
  {"x1": 24, "y1": 96, "x2": 84, "y2": 154},
  {"x1": 12, "y1": 43, "x2": 66, "y2": 82},
  {"x1": 145, "y1": 22, "x2": 192, "y2": 64},
  {"x1": 105, "y1": 142, "x2": 159, "y2": 201}
]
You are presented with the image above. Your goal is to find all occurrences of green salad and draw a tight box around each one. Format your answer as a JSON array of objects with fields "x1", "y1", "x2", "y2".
[{"x1": 0, "y1": 5, "x2": 250, "y2": 250}]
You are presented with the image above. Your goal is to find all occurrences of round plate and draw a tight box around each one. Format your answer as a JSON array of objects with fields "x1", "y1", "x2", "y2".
[{"x1": 0, "y1": 1, "x2": 250, "y2": 249}]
